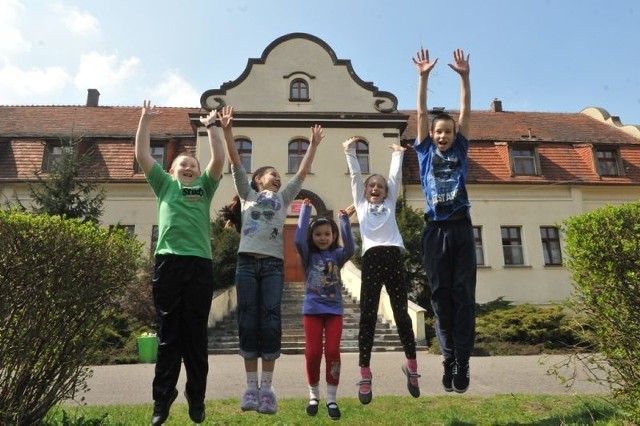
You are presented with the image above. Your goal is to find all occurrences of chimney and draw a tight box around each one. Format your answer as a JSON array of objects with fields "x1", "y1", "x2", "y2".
[
  {"x1": 86, "y1": 89, "x2": 100, "y2": 107},
  {"x1": 491, "y1": 98, "x2": 502, "y2": 112}
]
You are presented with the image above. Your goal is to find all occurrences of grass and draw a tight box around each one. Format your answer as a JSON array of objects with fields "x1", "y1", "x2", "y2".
[{"x1": 46, "y1": 394, "x2": 626, "y2": 425}]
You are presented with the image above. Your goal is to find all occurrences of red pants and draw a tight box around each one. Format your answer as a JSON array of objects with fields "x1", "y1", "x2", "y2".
[{"x1": 304, "y1": 314, "x2": 343, "y2": 386}]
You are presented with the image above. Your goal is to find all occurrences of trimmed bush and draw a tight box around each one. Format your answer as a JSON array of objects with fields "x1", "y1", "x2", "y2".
[
  {"x1": 0, "y1": 211, "x2": 143, "y2": 425},
  {"x1": 562, "y1": 202, "x2": 640, "y2": 420}
]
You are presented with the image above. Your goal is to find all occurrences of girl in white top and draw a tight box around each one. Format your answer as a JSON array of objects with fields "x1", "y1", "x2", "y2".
[{"x1": 343, "y1": 137, "x2": 420, "y2": 404}]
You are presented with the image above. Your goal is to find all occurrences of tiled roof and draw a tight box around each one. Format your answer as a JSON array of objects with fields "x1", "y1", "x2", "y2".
[
  {"x1": 400, "y1": 109, "x2": 640, "y2": 185},
  {"x1": 2, "y1": 105, "x2": 640, "y2": 186},
  {"x1": 0, "y1": 106, "x2": 201, "y2": 182},
  {"x1": 0, "y1": 105, "x2": 202, "y2": 138}
]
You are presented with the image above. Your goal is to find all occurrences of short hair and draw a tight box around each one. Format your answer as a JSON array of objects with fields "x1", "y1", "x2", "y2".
[
  {"x1": 171, "y1": 152, "x2": 201, "y2": 171},
  {"x1": 431, "y1": 112, "x2": 457, "y2": 134}
]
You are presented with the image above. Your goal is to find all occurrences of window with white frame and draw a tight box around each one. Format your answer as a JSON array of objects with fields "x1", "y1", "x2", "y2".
[
  {"x1": 540, "y1": 226, "x2": 562, "y2": 265},
  {"x1": 595, "y1": 148, "x2": 621, "y2": 176},
  {"x1": 501, "y1": 226, "x2": 524, "y2": 265},
  {"x1": 473, "y1": 226, "x2": 485, "y2": 266},
  {"x1": 135, "y1": 145, "x2": 166, "y2": 172},
  {"x1": 288, "y1": 139, "x2": 309, "y2": 173},
  {"x1": 511, "y1": 146, "x2": 539, "y2": 176},
  {"x1": 231, "y1": 138, "x2": 252, "y2": 172},
  {"x1": 356, "y1": 140, "x2": 370, "y2": 174},
  {"x1": 44, "y1": 144, "x2": 74, "y2": 172}
]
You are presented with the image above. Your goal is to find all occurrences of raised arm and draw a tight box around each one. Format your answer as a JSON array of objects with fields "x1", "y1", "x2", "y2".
[
  {"x1": 295, "y1": 124, "x2": 324, "y2": 181},
  {"x1": 413, "y1": 48, "x2": 438, "y2": 144},
  {"x1": 448, "y1": 49, "x2": 471, "y2": 138},
  {"x1": 199, "y1": 109, "x2": 225, "y2": 181},
  {"x1": 343, "y1": 137, "x2": 364, "y2": 203},
  {"x1": 387, "y1": 143, "x2": 405, "y2": 200},
  {"x1": 218, "y1": 106, "x2": 240, "y2": 168},
  {"x1": 338, "y1": 208, "x2": 355, "y2": 264},
  {"x1": 295, "y1": 199, "x2": 312, "y2": 267},
  {"x1": 134, "y1": 100, "x2": 160, "y2": 175}
]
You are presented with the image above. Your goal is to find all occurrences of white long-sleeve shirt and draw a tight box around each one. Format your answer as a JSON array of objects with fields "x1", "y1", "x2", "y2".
[{"x1": 344, "y1": 147, "x2": 405, "y2": 255}]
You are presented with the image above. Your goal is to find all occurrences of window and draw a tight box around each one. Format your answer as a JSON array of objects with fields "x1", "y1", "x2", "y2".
[
  {"x1": 232, "y1": 139, "x2": 252, "y2": 172},
  {"x1": 289, "y1": 79, "x2": 309, "y2": 101},
  {"x1": 595, "y1": 148, "x2": 621, "y2": 176},
  {"x1": 540, "y1": 226, "x2": 562, "y2": 265},
  {"x1": 135, "y1": 145, "x2": 165, "y2": 173},
  {"x1": 109, "y1": 224, "x2": 135, "y2": 237},
  {"x1": 151, "y1": 225, "x2": 159, "y2": 254},
  {"x1": 501, "y1": 226, "x2": 524, "y2": 265},
  {"x1": 473, "y1": 226, "x2": 485, "y2": 266},
  {"x1": 288, "y1": 139, "x2": 309, "y2": 173},
  {"x1": 511, "y1": 146, "x2": 539, "y2": 175},
  {"x1": 356, "y1": 140, "x2": 370, "y2": 173},
  {"x1": 44, "y1": 144, "x2": 74, "y2": 172}
]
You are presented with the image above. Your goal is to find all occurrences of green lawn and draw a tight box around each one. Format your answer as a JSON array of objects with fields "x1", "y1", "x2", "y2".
[{"x1": 47, "y1": 394, "x2": 624, "y2": 425}]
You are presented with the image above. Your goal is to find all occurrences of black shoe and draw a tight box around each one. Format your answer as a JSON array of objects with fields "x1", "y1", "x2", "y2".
[
  {"x1": 327, "y1": 402, "x2": 341, "y2": 420},
  {"x1": 452, "y1": 360, "x2": 470, "y2": 393},
  {"x1": 151, "y1": 388, "x2": 178, "y2": 426},
  {"x1": 306, "y1": 398, "x2": 319, "y2": 416},
  {"x1": 357, "y1": 378, "x2": 372, "y2": 405},
  {"x1": 401, "y1": 364, "x2": 421, "y2": 398},
  {"x1": 442, "y1": 359, "x2": 455, "y2": 392},
  {"x1": 184, "y1": 390, "x2": 205, "y2": 423}
]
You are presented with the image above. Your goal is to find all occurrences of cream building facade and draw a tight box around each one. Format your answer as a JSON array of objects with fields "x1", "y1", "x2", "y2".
[{"x1": 2, "y1": 33, "x2": 640, "y2": 306}]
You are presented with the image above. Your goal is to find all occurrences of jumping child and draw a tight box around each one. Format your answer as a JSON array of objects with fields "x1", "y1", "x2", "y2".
[
  {"x1": 343, "y1": 137, "x2": 420, "y2": 404},
  {"x1": 294, "y1": 199, "x2": 355, "y2": 420},
  {"x1": 218, "y1": 105, "x2": 323, "y2": 414}
]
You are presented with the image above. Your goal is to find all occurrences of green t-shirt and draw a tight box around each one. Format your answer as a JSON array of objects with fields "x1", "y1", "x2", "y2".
[{"x1": 146, "y1": 162, "x2": 220, "y2": 259}]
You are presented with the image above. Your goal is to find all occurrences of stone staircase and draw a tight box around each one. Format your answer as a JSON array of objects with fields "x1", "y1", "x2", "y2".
[{"x1": 208, "y1": 282, "x2": 428, "y2": 355}]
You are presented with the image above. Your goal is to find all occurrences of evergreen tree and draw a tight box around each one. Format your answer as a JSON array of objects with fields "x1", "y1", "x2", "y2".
[{"x1": 28, "y1": 137, "x2": 105, "y2": 223}]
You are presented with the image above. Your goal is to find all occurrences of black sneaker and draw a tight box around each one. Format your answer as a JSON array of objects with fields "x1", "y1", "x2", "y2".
[
  {"x1": 442, "y1": 359, "x2": 455, "y2": 392},
  {"x1": 452, "y1": 360, "x2": 470, "y2": 393},
  {"x1": 327, "y1": 402, "x2": 341, "y2": 420},
  {"x1": 306, "y1": 398, "x2": 319, "y2": 416},
  {"x1": 184, "y1": 390, "x2": 205, "y2": 423},
  {"x1": 151, "y1": 388, "x2": 178, "y2": 426}
]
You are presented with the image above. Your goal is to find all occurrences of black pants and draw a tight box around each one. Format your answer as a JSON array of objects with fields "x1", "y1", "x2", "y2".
[
  {"x1": 152, "y1": 254, "x2": 215, "y2": 404},
  {"x1": 358, "y1": 246, "x2": 417, "y2": 367},
  {"x1": 421, "y1": 218, "x2": 476, "y2": 363}
]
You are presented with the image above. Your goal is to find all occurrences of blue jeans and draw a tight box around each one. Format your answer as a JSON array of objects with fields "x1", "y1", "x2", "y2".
[{"x1": 235, "y1": 254, "x2": 284, "y2": 360}]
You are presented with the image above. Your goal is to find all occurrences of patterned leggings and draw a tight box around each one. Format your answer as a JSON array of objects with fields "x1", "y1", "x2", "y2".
[{"x1": 358, "y1": 246, "x2": 417, "y2": 367}]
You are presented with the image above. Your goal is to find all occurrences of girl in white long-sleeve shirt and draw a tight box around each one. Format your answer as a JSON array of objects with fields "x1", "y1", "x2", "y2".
[{"x1": 343, "y1": 137, "x2": 420, "y2": 405}]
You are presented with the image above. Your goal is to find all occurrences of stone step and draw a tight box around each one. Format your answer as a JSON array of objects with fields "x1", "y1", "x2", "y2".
[{"x1": 208, "y1": 282, "x2": 427, "y2": 355}]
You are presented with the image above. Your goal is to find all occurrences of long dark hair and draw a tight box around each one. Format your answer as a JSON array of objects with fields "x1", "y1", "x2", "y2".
[
  {"x1": 219, "y1": 194, "x2": 241, "y2": 233},
  {"x1": 250, "y1": 166, "x2": 276, "y2": 191},
  {"x1": 307, "y1": 216, "x2": 341, "y2": 252}
]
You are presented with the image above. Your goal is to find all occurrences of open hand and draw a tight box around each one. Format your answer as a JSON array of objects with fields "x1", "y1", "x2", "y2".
[{"x1": 412, "y1": 48, "x2": 438, "y2": 75}]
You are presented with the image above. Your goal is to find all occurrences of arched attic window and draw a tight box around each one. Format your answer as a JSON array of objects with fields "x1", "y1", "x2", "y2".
[
  {"x1": 288, "y1": 139, "x2": 309, "y2": 173},
  {"x1": 289, "y1": 78, "x2": 309, "y2": 102}
]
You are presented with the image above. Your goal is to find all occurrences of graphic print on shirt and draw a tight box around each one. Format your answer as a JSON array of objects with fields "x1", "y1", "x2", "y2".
[
  {"x1": 427, "y1": 150, "x2": 461, "y2": 216},
  {"x1": 368, "y1": 203, "x2": 388, "y2": 216},
  {"x1": 308, "y1": 256, "x2": 341, "y2": 300},
  {"x1": 181, "y1": 185, "x2": 204, "y2": 202},
  {"x1": 243, "y1": 192, "x2": 282, "y2": 238}
]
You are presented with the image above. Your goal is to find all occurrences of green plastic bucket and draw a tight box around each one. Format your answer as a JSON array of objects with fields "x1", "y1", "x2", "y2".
[{"x1": 137, "y1": 334, "x2": 158, "y2": 363}]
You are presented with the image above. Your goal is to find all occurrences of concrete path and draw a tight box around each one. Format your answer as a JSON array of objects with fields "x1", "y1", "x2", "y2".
[{"x1": 67, "y1": 352, "x2": 609, "y2": 406}]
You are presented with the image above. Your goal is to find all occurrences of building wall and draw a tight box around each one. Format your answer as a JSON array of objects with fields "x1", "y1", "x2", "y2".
[{"x1": 406, "y1": 183, "x2": 640, "y2": 304}]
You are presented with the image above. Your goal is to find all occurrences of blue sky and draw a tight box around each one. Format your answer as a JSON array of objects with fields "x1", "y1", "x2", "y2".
[{"x1": 1, "y1": 0, "x2": 639, "y2": 125}]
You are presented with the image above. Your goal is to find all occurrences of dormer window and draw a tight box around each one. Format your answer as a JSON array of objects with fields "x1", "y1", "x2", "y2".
[
  {"x1": 289, "y1": 79, "x2": 309, "y2": 102},
  {"x1": 44, "y1": 143, "x2": 74, "y2": 172},
  {"x1": 510, "y1": 145, "x2": 540, "y2": 176},
  {"x1": 595, "y1": 147, "x2": 622, "y2": 176}
]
